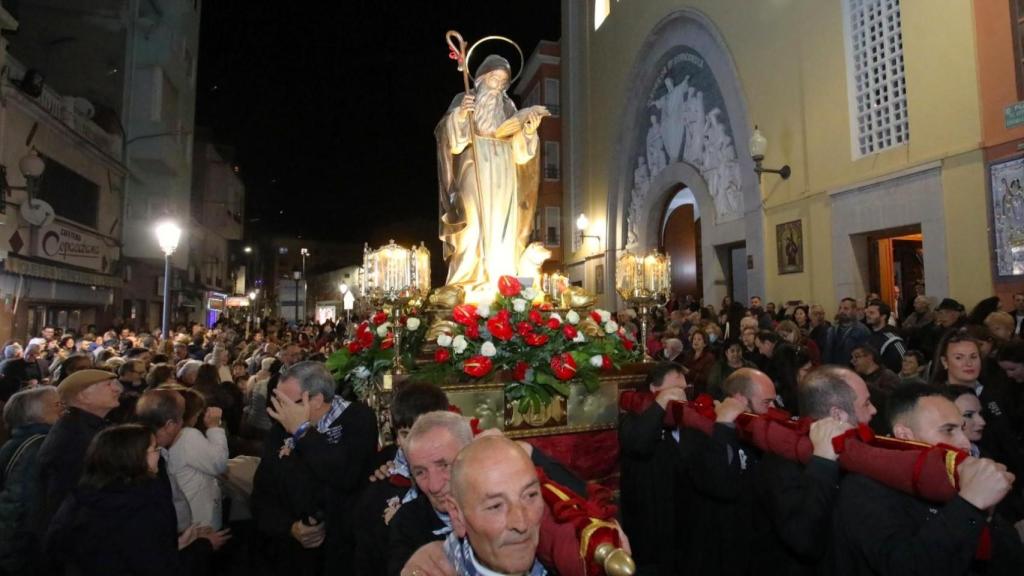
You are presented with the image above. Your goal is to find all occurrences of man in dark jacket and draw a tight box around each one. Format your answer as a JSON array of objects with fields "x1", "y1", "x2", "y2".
[
  {"x1": 0, "y1": 387, "x2": 62, "y2": 575},
  {"x1": 353, "y1": 383, "x2": 449, "y2": 576},
  {"x1": 251, "y1": 361, "x2": 378, "y2": 575},
  {"x1": 824, "y1": 298, "x2": 871, "y2": 366},
  {"x1": 831, "y1": 384, "x2": 1024, "y2": 575},
  {"x1": 682, "y1": 368, "x2": 776, "y2": 576},
  {"x1": 618, "y1": 362, "x2": 688, "y2": 575},
  {"x1": 864, "y1": 300, "x2": 906, "y2": 373},
  {"x1": 749, "y1": 366, "x2": 874, "y2": 576},
  {"x1": 389, "y1": 410, "x2": 587, "y2": 576},
  {"x1": 36, "y1": 369, "x2": 121, "y2": 527}
]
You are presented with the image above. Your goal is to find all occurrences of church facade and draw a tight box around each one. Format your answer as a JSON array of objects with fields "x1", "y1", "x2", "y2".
[{"x1": 560, "y1": 0, "x2": 1024, "y2": 313}]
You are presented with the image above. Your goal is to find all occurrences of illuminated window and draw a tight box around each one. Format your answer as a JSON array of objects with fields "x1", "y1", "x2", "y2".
[
  {"x1": 594, "y1": 0, "x2": 610, "y2": 30},
  {"x1": 842, "y1": 0, "x2": 909, "y2": 157}
]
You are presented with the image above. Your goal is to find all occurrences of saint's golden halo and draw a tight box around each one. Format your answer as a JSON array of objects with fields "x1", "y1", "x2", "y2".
[{"x1": 465, "y1": 35, "x2": 525, "y2": 85}]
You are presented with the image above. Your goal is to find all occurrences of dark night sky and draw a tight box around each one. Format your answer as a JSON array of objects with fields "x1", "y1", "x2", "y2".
[{"x1": 195, "y1": 1, "x2": 562, "y2": 251}]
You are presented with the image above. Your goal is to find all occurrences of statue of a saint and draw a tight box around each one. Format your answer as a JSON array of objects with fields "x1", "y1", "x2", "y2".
[{"x1": 436, "y1": 55, "x2": 549, "y2": 300}]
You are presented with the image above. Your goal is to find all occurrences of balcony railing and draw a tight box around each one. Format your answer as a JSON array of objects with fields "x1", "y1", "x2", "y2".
[{"x1": 5, "y1": 57, "x2": 124, "y2": 161}]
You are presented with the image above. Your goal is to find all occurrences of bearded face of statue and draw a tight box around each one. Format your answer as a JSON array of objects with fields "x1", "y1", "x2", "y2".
[{"x1": 474, "y1": 69, "x2": 511, "y2": 135}]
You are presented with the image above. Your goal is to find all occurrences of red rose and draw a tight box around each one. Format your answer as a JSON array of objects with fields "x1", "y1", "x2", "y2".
[
  {"x1": 347, "y1": 341, "x2": 363, "y2": 354},
  {"x1": 562, "y1": 325, "x2": 578, "y2": 340},
  {"x1": 495, "y1": 309, "x2": 512, "y2": 322},
  {"x1": 452, "y1": 304, "x2": 478, "y2": 326},
  {"x1": 550, "y1": 353, "x2": 577, "y2": 381},
  {"x1": 601, "y1": 355, "x2": 613, "y2": 371},
  {"x1": 528, "y1": 310, "x2": 544, "y2": 325},
  {"x1": 524, "y1": 332, "x2": 550, "y2": 347},
  {"x1": 546, "y1": 317, "x2": 561, "y2": 330},
  {"x1": 435, "y1": 348, "x2": 451, "y2": 363},
  {"x1": 380, "y1": 333, "x2": 394, "y2": 350},
  {"x1": 590, "y1": 311, "x2": 602, "y2": 323},
  {"x1": 516, "y1": 321, "x2": 534, "y2": 337},
  {"x1": 487, "y1": 317, "x2": 514, "y2": 341},
  {"x1": 620, "y1": 334, "x2": 635, "y2": 351},
  {"x1": 372, "y1": 311, "x2": 388, "y2": 326},
  {"x1": 465, "y1": 322, "x2": 480, "y2": 339},
  {"x1": 463, "y1": 355, "x2": 493, "y2": 378},
  {"x1": 356, "y1": 321, "x2": 370, "y2": 335},
  {"x1": 358, "y1": 330, "x2": 375, "y2": 348},
  {"x1": 513, "y1": 361, "x2": 529, "y2": 381},
  {"x1": 497, "y1": 276, "x2": 522, "y2": 297}
]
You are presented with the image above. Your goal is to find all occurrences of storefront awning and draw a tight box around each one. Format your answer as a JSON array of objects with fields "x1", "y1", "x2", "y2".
[{"x1": 3, "y1": 255, "x2": 123, "y2": 289}]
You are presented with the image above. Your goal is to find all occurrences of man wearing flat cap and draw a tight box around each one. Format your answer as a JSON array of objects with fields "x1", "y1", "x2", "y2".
[{"x1": 36, "y1": 369, "x2": 121, "y2": 525}]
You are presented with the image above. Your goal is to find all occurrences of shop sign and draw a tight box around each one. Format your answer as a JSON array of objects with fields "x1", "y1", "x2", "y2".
[
  {"x1": 35, "y1": 222, "x2": 110, "y2": 273},
  {"x1": 1006, "y1": 101, "x2": 1024, "y2": 129}
]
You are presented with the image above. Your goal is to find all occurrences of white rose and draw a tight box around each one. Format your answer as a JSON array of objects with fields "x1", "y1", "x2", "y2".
[
  {"x1": 477, "y1": 304, "x2": 491, "y2": 319},
  {"x1": 453, "y1": 335, "x2": 468, "y2": 354},
  {"x1": 376, "y1": 323, "x2": 391, "y2": 338},
  {"x1": 406, "y1": 317, "x2": 421, "y2": 331},
  {"x1": 437, "y1": 333, "x2": 453, "y2": 347},
  {"x1": 566, "y1": 310, "x2": 580, "y2": 325},
  {"x1": 549, "y1": 312, "x2": 563, "y2": 323},
  {"x1": 597, "y1": 309, "x2": 612, "y2": 323},
  {"x1": 513, "y1": 299, "x2": 529, "y2": 312},
  {"x1": 573, "y1": 332, "x2": 586, "y2": 343},
  {"x1": 480, "y1": 341, "x2": 497, "y2": 357},
  {"x1": 522, "y1": 287, "x2": 537, "y2": 300},
  {"x1": 589, "y1": 355, "x2": 604, "y2": 368},
  {"x1": 604, "y1": 320, "x2": 619, "y2": 334}
]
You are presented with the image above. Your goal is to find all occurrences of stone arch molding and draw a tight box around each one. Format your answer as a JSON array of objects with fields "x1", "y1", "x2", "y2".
[{"x1": 607, "y1": 8, "x2": 765, "y2": 302}]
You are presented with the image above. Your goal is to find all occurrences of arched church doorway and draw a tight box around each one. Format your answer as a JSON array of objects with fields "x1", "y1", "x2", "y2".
[{"x1": 660, "y1": 186, "x2": 702, "y2": 301}]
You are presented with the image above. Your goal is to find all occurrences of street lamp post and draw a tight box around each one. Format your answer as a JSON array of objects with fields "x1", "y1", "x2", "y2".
[
  {"x1": 293, "y1": 270, "x2": 302, "y2": 326},
  {"x1": 300, "y1": 248, "x2": 309, "y2": 324},
  {"x1": 155, "y1": 221, "x2": 182, "y2": 341}
]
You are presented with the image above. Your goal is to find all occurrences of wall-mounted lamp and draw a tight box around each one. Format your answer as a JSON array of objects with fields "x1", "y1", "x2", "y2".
[
  {"x1": 749, "y1": 126, "x2": 790, "y2": 181},
  {"x1": 0, "y1": 149, "x2": 46, "y2": 213},
  {"x1": 576, "y1": 213, "x2": 600, "y2": 246}
]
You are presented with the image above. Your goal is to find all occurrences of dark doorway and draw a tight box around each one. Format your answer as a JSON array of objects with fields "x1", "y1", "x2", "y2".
[
  {"x1": 867, "y1": 225, "x2": 924, "y2": 318},
  {"x1": 661, "y1": 187, "x2": 703, "y2": 302}
]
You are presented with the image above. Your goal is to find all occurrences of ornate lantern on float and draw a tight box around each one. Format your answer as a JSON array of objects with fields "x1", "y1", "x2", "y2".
[
  {"x1": 616, "y1": 249, "x2": 670, "y2": 362},
  {"x1": 361, "y1": 240, "x2": 431, "y2": 376}
]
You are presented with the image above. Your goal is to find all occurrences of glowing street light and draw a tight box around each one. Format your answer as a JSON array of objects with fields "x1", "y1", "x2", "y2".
[{"x1": 155, "y1": 221, "x2": 182, "y2": 340}]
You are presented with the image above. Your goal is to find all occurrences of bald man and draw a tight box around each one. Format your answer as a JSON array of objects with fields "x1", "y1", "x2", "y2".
[{"x1": 447, "y1": 436, "x2": 546, "y2": 575}]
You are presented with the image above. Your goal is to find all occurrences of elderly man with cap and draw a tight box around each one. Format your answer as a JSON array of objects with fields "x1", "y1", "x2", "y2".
[{"x1": 35, "y1": 368, "x2": 121, "y2": 525}]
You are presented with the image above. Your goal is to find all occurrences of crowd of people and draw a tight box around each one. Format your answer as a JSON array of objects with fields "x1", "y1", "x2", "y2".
[{"x1": 0, "y1": 288, "x2": 1020, "y2": 575}]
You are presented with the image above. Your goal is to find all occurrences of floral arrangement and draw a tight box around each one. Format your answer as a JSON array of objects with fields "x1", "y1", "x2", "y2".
[
  {"x1": 325, "y1": 309, "x2": 425, "y2": 399},
  {"x1": 432, "y1": 276, "x2": 638, "y2": 412}
]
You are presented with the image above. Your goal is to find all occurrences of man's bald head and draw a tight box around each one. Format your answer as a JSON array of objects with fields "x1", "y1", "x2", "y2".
[
  {"x1": 722, "y1": 368, "x2": 776, "y2": 415},
  {"x1": 449, "y1": 436, "x2": 544, "y2": 575},
  {"x1": 451, "y1": 436, "x2": 533, "y2": 502}
]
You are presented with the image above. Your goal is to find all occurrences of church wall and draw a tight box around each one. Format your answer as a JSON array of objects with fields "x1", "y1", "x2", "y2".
[{"x1": 571, "y1": 0, "x2": 989, "y2": 309}]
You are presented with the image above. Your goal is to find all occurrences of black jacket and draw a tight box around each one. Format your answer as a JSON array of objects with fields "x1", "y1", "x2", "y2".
[
  {"x1": 251, "y1": 400, "x2": 378, "y2": 575},
  {"x1": 45, "y1": 479, "x2": 194, "y2": 576},
  {"x1": 750, "y1": 453, "x2": 841, "y2": 576},
  {"x1": 353, "y1": 445, "x2": 406, "y2": 576},
  {"x1": 618, "y1": 400, "x2": 684, "y2": 575},
  {"x1": 0, "y1": 423, "x2": 50, "y2": 575},
  {"x1": 682, "y1": 422, "x2": 761, "y2": 576},
  {"x1": 36, "y1": 408, "x2": 111, "y2": 528},
  {"x1": 386, "y1": 492, "x2": 446, "y2": 576},
  {"x1": 866, "y1": 326, "x2": 906, "y2": 374},
  {"x1": 830, "y1": 473, "x2": 1024, "y2": 575}
]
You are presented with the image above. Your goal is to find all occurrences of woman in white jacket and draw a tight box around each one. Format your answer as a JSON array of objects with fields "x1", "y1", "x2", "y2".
[{"x1": 168, "y1": 387, "x2": 229, "y2": 530}]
